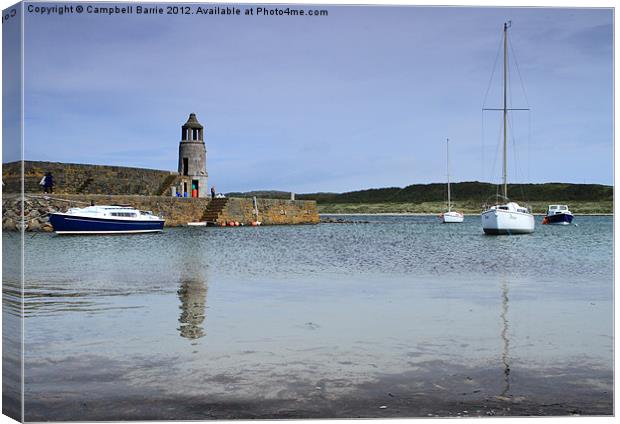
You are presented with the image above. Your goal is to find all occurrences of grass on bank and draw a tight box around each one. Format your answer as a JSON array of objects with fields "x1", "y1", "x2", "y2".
[{"x1": 317, "y1": 201, "x2": 613, "y2": 215}]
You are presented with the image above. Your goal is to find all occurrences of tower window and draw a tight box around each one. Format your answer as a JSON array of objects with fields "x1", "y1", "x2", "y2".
[{"x1": 183, "y1": 158, "x2": 189, "y2": 176}]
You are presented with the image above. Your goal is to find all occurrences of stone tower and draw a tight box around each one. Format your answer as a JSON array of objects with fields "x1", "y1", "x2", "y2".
[{"x1": 178, "y1": 113, "x2": 208, "y2": 197}]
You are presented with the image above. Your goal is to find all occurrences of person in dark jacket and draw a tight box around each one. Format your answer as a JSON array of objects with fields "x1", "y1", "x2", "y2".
[
  {"x1": 43, "y1": 172, "x2": 54, "y2": 194},
  {"x1": 211, "y1": 186, "x2": 216, "y2": 200}
]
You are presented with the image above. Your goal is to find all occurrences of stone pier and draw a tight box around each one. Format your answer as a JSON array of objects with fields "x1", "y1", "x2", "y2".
[{"x1": 2, "y1": 194, "x2": 319, "y2": 232}]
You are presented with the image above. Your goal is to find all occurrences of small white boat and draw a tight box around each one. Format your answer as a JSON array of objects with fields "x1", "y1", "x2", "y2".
[
  {"x1": 440, "y1": 138, "x2": 464, "y2": 223},
  {"x1": 542, "y1": 205, "x2": 573, "y2": 225},
  {"x1": 49, "y1": 205, "x2": 165, "y2": 234},
  {"x1": 187, "y1": 222, "x2": 207, "y2": 226},
  {"x1": 441, "y1": 210, "x2": 465, "y2": 223},
  {"x1": 481, "y1": 22, "x2": 534, "y2": 235}
]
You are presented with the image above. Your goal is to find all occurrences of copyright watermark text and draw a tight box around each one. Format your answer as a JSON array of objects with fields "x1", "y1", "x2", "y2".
[{"x1": 23, "y1": 3, "x2": 329, "y2": 17}]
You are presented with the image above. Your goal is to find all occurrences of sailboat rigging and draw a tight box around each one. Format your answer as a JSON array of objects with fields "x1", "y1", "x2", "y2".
[{"x1": 481, "y1": 22, "x2": 535, "y2": 235}]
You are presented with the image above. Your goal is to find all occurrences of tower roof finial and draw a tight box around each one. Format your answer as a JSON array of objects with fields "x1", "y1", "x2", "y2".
[{"x1": 183, "y1": 113, "x2": 203, "y2": 129}]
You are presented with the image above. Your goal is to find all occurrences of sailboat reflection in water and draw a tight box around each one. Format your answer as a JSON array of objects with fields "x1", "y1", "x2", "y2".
[{"x1": 499, "y1": 277, "x2": 511, "y2": 399}]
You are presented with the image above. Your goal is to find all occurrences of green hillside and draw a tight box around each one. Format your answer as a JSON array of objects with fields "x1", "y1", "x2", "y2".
[
  {"x1": 227, "y1": 182, "x2": 612, "y2": 214},
  {"x1": 229, "y1": 182, "x2": 612, "y2": 203}
]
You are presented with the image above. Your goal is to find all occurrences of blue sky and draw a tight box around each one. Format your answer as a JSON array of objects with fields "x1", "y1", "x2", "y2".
[{"x1": 6, "y1": 2, "x2": 614, "y2": 192}]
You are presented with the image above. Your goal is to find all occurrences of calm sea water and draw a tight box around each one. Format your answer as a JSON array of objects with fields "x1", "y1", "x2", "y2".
[{"x1": 4, "y1": 215, "x2": 613, "y2": 417}]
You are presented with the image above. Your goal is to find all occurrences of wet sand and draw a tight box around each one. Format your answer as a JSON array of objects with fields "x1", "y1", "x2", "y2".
[{"x1": 23, "y1": 360, "x2": 612, "y2": 421}]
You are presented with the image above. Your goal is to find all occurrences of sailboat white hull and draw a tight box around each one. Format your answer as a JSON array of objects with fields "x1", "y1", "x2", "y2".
[
  {"x1": 440, "y1": 211, "x2": 464, "y2": 223},
  {"x1": 481, "y1": 208, "x2": 535, "y2": 235}
]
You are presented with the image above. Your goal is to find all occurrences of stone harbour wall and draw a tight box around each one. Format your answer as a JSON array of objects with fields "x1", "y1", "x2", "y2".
[
  {"x1": 2, "y1": 194, "x2": 320, "y2": 232},
  {"x1": 216, "y1": 197, "x2": 320, "y2": 226},
  {"x1": 2, "y1": 161, "x2": 176, "y2": 195}
]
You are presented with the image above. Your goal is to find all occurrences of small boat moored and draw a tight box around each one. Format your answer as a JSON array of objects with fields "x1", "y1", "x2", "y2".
[
  {"x1": 542, "y1": 204, "x2": 573, "y2": 225},
  {"x1": 439, "y1": 138, "x2": 464, "y2": 223},
  {"x1": 440, "y1": 211, "x2": 465, "y2": 223},
  {"x1": 49, "y1": 205, "x2": 165, "y2": 234}
]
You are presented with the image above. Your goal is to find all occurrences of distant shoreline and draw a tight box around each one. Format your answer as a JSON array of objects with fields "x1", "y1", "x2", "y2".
[
  {"x1": 316, "y1": 200, "x2": 612, "y2": 215},
  {"x1": 320, "y1": 213, "x2": 613, "y2": 216}
]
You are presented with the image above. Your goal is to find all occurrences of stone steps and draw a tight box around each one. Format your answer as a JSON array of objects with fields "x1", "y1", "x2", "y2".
[
  {"x1": 156, "y1": 175, "x2": 181, "y2": 196},
  {"x1": 201, "y1": 198, "x2": 229, "y2": 222}
]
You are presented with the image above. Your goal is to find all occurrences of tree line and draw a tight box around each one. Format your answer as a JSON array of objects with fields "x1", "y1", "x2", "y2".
[{"x1": 227, "y1": 182, "x2": 613, "y2": 204}]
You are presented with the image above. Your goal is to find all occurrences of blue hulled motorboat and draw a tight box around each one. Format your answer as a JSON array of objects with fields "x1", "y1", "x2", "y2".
[
  {"x1": 542, "y1": 204, "x2": 574, "y2": 225},
  {"x1": 49, "y1": 205, "x2": 165, "y2": 234}
]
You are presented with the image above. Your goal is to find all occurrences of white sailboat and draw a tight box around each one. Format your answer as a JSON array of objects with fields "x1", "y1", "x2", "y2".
[
  {"x1": 481, "y1": 22, "x2": 535, "y2": 235},
  {"x1": 440, "y1": 138, "x2": 464, "y2": 223}
]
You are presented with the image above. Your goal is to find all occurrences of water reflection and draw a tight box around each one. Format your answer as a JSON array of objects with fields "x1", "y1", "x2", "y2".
[
  {"x1": 2, "y1": 229, "x2": 23, "y2": 419},
  {"x1": 177, "y1": 272, "x2": 208, "y2": 341},
  {"x1": 500, "y1": 278, "x2": 511, "y2": 397}
]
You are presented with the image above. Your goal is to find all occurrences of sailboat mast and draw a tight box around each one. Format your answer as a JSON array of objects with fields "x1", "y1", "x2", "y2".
[
  {"x1": 502, "y1": 22, "x2": 508, "y2": 199},
  {"x1": 446, "y1": 138, "x2": 451, "y2": 212}
]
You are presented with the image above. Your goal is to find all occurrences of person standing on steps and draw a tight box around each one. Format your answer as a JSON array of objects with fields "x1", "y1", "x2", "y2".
[{"x1": 211, "y1": 186, "x2": 216, "y2": 200}]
